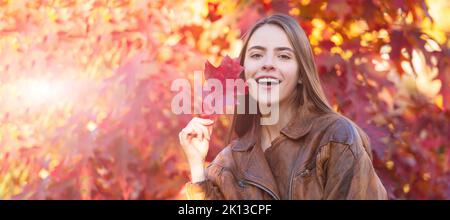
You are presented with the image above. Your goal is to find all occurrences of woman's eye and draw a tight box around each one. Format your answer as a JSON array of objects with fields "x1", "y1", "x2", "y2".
[
  {"x1": 279, "y1": 54, "x2": 291, "y2": 60},
  {"x1": 250, "y1": 54, "x2": 262, "y2": 59}
]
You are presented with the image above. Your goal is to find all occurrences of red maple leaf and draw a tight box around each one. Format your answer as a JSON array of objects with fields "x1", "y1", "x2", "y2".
[
  {"x1": 200, "y1": 55, "x2": 246, "y2": 119},
  {"x1": 204, "y1": 56, "x2": 243, "y2": 83},
  {"x1": 207, "y1": 2, "x2": 222, "y2": 22}
]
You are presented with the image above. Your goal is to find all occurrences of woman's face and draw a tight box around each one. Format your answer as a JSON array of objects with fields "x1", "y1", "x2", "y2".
[{"x1": 244, "y1": 24, "x2": 300, "y2": 106}]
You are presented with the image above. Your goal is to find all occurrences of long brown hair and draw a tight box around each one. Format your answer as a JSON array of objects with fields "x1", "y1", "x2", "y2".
[{"x1": 227, "y1": 14, "x2": 334, "y2": 144}]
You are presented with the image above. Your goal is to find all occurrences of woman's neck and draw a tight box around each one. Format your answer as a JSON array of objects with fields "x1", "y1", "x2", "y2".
[{"x1": 260, "y1": 100, "x2": 297, "y2": 151}]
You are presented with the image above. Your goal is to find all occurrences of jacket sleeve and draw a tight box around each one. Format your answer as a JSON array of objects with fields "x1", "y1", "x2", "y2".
[
  {"x1": 319, "y1": 142, "x2": 388, "y2": 200},
  {"x1": 185, "y1": 164, "x2": 225, "y2": 200}
]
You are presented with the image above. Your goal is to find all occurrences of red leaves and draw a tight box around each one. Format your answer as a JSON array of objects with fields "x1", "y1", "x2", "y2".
[
  {"x1": 207, "y1": 2, "x2": 222, "y2": 22},
  {"x1": 204, "y1": 56, "x2": 243, "y2": 86},
  {"x1": 201, "y1": 55, "x2": 245, "y2": 119},
  {"x1": 1, "y1": 0, "x2": 449, "y2": 200}
]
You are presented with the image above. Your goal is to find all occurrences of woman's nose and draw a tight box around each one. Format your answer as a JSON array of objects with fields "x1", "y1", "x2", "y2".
[
  {"x1": 262, "y1": 64, "x2": 275, "y2": 72},
  {"x1": 262, "y1": 57, "x2": 275, "y2": 71}
]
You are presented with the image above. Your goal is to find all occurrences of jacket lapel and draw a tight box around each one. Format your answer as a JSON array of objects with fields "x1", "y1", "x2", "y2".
[{"x1": 232, "y1": 126, "x2": 281, "y2": 200}]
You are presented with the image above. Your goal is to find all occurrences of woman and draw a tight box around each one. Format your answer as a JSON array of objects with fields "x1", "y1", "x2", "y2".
[{"x1": 178, "y1": 14, "x2": 387, "y2": 200}]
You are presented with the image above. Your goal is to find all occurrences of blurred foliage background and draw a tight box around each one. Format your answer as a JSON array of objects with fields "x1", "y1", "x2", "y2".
[{"x1": 0, "y1": 0, "x2": 449, "y2": 199}]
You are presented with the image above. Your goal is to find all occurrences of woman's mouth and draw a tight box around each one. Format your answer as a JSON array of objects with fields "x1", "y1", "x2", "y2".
[
  {"x1": 255, "y1": 77, "x2": 281, "y2": 89},
  {"x1": 257, "y1": 77, "x2": 280, "y2": 84}
]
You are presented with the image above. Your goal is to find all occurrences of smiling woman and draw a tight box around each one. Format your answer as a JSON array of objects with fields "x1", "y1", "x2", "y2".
[
  {"x1": 179, "y1": 14, "x2": 388, "y2": 200},
  {"x1": 244, "y1": 25, "x2": 300, "y2": 107}
]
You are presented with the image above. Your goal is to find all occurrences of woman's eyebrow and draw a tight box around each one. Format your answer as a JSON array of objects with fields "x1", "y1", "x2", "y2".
[
  {"x1": 248, "y1": 45, "x2": 266, "y2": 51},
  {"x1": 274, "y1": 47, "x2": 294, "y2": 52},
  {"x1": 247, "y1": 45, "x2": 293, "y2": 52}
]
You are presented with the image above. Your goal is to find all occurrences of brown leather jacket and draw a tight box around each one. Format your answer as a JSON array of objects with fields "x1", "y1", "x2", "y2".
[{"x1": 186, "y1": 112, "x2": 388, "y2": 200}]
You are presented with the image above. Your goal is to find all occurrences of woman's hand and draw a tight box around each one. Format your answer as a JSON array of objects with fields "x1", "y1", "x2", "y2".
[{"x1": 179, "y1": 117, "x2": 214, "y2": 182}]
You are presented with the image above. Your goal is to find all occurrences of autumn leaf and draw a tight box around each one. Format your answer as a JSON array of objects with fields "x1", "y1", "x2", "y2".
[
  {"x1": 204, "y1": 56, "x2": 243, "y2": 84},
  {"x1": 201, "y1": 55, "x2": 245, "y2": 119},
  {"x1": 207, "y1": 2, "x2": 222, "y2": 22}
]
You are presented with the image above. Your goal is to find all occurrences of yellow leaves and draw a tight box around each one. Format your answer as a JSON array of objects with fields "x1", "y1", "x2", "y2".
[
  {"x1": 289, "y1": 8, "x2": 300, "y2": 16},
  {"x1": 426, "y1": 0, "x2": 450, "y2": 32},
  {"x1": 360, "y1": 31, "x2": 378, "y2": 47},
  {"x1": 158, "y1": 46, "x2": 173, "y2": 62},
  {"x1": 331, "y1": 46, "x2": 353, "y2": 60},
  {"x1": 378, "y1": 29, "x2": 390, "y2": 42},
  {"x1": 49, "y1": 158, "x2": 59, "y2": 171},
  {"x1": 210, "y1": 0, "x2": 238, "y2": 16},
  {"x1": 421, "y1": 17, "x2": 447, "y2": 45},
  {"x1": 47, "y1": 7, "x2": 58, "y2": 22},
  {"x1": 346, "y1": 21, "x2": 390, "y2": 46},
  {"x1": 310, "y1": 18, "x2": 326, "y2": 46},
  {"x1": 0, "y1": 160, "x2": 30, "y2": 199},
  {"x1": 385, "y1": 160, "x2": 395, "y2": 170},
  {"x1": 330, "y1": 33, "x2": 343, "y2": 46},
  {"x1": 405, "y1": 12, "x2": 414, "y2": 24},
  {"x1": 329, "y1": 21, "x2": 341, "y2": 29},
  {"x1": 0, "y1": 35, "x2": 21, "y2": 51},
  {"x1": 313, "y1": 47, "x2": 322, "y2": 54},
  {"x1": 346, "y1": 20, "x2": 369, "y2": 38},
  {"x1": 300, "y1": 0, "x2": 310, "y2": 6},
  {"x1": 403, "y1": 184, "x2": 411, "y2": 193},
  {"x1": 100, "y1": 8, "x2": 113, "y2": 22},
  {"x1": 309, "y1": 37, "x2": 319, "y2": 46},
  {"x1": 434, "y1": 95, "x2": 444, "y2": 110},
  {"x1": 222, "y1": 26, "x2": 230, "y2": 34},
  {"x1": 330, "y1": 46, "x2": 342, "y2": 54},
  {"x1": 189, "y1": 1, "x2": 209, "y2": 23},
  {"x1": 312, "y1": 18, "x2": 326, "y2": 30},
  {"x1": 411, "y1": 50, "x2": 441, "y2": 99}
]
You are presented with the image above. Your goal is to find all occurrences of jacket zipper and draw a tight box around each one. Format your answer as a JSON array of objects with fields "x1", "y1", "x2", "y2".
[
  {"x1": 289, "y1": 166, "x2": 314, "y2": 199},
  {"x1": 243, "y1": 180, "x2": 280, "y2": 200}
]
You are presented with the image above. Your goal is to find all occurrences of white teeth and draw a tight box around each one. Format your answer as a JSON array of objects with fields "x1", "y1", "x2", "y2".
[{"x1": 257, "y1": 78, "x2": 280, "y2": 84}]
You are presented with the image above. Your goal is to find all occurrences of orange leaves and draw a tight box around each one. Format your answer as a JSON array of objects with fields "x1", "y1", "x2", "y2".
[{"x1": 0, "y1": 0, "x2": 448, "y2": 200}]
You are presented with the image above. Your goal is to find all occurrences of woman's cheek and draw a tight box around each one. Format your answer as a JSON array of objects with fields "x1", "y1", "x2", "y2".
[
  {"x1": 279, "y1": 71, "x2": 299, "y2": 101},
  {"x1": 244, "y1": 61, "x2": 259, "y2": 77}
]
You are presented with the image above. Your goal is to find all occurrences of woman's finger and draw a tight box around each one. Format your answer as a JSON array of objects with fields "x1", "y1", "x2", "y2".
[
  {"x1": 179, "y1": 127, "x2": 193, "y2": 146},
  {"x1": 191, "y1": 123, "x2": 205, "y2": 140},
  {"x1": 197, "y1": 123, "x2": 210, "y2": 141},
  {"x1": 181, "y1": 125, "x2": 195, "y2": 136}
]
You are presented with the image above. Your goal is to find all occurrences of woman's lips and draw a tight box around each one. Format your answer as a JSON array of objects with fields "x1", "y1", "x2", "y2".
[
  {"x1": 257, "y1": 81, "x2": 280, "y2": 91},
  {"x1": 255, "y1": 77, "x2": 281, "y2": 90}
]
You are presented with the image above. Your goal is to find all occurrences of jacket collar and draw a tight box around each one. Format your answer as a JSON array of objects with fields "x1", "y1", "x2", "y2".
[{"x1": 229, "y1": 109, "x2": 336, "y2": 200}]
